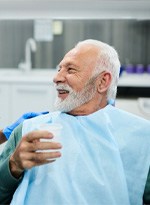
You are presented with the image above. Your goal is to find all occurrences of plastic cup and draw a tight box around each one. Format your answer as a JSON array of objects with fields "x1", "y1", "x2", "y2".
[{"x1": 38, "y1": 123, "x2": 63, "y2": 153}]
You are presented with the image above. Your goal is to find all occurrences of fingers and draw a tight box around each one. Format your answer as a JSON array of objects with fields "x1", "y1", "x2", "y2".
[
  {"x1": 23, "y1": 151, "x2": 61, "y2": 162},
  {"x1": 22, "y1": 159, "x2": 56, "y2": 170},
  {"x1": 10, "y1": 130, "x2": 62, "y2": 178},
  {"x1": 9, "y1": 149, "x2": 60, "y2": 178},
  {"x1": 23, "y1": 130, "x2": 62, "y2": 152},
  {"x1": 24, "y1": 130, "x2": 53, "y2": 142},
  {"x1": 16, "y1": 151, "x2": 61, "y2": 169},
  {"x1": 29, "y1": 141, "x2": 62, "y2": 152}
]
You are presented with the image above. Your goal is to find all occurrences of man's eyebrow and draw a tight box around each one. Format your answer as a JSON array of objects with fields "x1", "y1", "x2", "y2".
[{"x1": 59, "y1": 62, "x2": 77, "y2": 68}]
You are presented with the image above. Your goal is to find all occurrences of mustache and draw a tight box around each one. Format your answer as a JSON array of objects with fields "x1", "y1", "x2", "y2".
[{"x1": 55, "y1": 84, "x2": 73, "y2": 93}]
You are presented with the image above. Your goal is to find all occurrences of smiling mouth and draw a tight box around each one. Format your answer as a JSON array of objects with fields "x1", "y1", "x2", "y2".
[
  {"x1": 57, "y1": 89, "x2": 69, "y2": 94},
  {"x1": 57, "y1": 89, "x2": 69, "y2": 100}
]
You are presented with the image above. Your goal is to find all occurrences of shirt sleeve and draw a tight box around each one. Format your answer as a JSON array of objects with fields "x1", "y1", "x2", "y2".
[
  {"x1": 143, "y1": 168, "x2": 150, "y2": 204},
  {"x1": 0, "y1": 123, "x2": 23, "y2": 204}
]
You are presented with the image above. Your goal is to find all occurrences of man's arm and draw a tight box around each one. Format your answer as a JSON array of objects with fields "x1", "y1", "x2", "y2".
[
  {"x1": 0, "y1": 123, "x2": 23, "y2": 204},
  {"x1": 0, "y1": 120, "x2": 62, "y2": 204}
]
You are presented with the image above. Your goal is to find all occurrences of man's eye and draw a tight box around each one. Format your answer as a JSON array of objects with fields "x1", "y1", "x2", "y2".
[{"x1": 68, "y1": 68, "x2": 76, "y2": 73}]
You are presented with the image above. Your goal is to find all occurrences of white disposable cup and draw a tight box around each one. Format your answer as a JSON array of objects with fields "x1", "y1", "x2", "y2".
[{"x1": 38, "y1": 123, "x2": 63, "y2": 153}]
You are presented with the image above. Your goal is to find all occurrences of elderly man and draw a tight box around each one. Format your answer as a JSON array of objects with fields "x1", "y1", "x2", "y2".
[{"x1": 0, "y1": 39, "x2": 150, "y2": 205}]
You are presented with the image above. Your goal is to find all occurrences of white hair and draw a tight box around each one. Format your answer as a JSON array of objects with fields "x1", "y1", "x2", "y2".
[{"x1": 76, "y1": 39, "x2": 120, "y2": 100}]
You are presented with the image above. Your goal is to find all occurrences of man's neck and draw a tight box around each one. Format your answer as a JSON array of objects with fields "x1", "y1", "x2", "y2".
[{"x1": 68, "y1": 100, "x2": 107, "y2": 116}]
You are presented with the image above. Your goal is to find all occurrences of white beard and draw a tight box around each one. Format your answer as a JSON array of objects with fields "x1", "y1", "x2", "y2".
[{"x1": 54, "y1": 77, "x2": 97, "y2": 112}]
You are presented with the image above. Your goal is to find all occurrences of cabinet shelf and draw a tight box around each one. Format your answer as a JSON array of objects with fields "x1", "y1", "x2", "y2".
[{"x1": 118, "y1": 73, "x2": 150, "y2": 87}]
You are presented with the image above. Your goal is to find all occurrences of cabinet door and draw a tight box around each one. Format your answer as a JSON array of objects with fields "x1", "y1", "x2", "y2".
[
  {"x1": 116, "y1": 98, "x2": 150, "y2": 120},
  {"x1": 0, "y1": 84, "x2": 12, "y2": 127},
  {"x1": 11, "y1": 83, "x2": 56, "y2": 122}
]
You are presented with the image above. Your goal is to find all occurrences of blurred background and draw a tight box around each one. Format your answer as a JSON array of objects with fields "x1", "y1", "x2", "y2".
[
  {"x1": 0, "y1": 0, "x2": 150, "y2": 128},
  {"x1": 0, "y1": 19, "x2": 150, "y2": 69}
]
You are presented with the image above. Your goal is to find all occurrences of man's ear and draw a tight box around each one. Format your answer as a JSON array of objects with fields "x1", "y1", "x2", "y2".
[{"x1": 97, "y1": 71, "x2": 112, "y2": 94}]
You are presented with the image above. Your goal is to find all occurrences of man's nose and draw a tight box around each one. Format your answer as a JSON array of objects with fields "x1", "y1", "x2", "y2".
[{"x1": 53, "y1": 70, "x2": 66, "y2": 84}]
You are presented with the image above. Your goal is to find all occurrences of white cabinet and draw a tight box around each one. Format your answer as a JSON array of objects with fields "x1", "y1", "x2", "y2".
[
  {"x1": 116, "y1": 73, "x2": 150, "y2": 120},
  {"x1": 0, "y1": 84, "x2": 11, "y2": 127},
  {"x1": 118, "y1": 73, "x2": 150, "y2": 88},
  {"x1": 116, "y1": 98, "x2": 150, "y2": 120},
  {"x1": 0, "y1": 78, "x2": 56, "y2": 127},
  {"x1": 11, "y1": 83, "x2": 56, "y2": 122}
]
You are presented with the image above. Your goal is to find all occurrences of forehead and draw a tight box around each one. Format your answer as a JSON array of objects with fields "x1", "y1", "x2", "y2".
[{"x1": 59, "y1": 44, "x2": 99, "y2": 68}]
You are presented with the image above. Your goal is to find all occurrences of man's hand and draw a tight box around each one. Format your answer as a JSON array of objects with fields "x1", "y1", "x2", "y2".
[{"x1": 9, "y1": 130, "x2": 62, "y2": 178}]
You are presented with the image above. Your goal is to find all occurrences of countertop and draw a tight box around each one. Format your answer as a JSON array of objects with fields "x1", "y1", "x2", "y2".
[
  {"x1": 0, "y1": 69, "x2": 56, "y2": 83},
  {"x1": 0, "y1": 69, "x2": 150, "y2": 87},
  {"x1": 118, "y1": 73, "x2": 150, "y2": 87}
]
